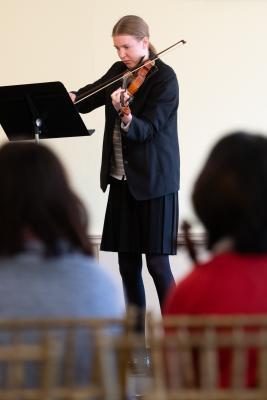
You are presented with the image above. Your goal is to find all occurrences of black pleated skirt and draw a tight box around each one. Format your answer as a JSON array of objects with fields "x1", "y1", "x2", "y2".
[{"x1": 100, "y1": 177, "x2": 178, "y2": 255}]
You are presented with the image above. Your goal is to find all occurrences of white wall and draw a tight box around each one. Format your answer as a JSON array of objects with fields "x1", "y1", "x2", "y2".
[{"x1": 1, "y1": 0, "x2": 267, "y2": 234}]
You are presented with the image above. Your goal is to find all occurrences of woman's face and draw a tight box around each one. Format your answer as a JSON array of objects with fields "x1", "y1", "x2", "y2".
[{"x1": 113, "y1": 35, "x2": 149, "y2": 69}]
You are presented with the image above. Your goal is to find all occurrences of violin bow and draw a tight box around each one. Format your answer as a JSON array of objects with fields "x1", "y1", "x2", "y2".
[{"x1": 74, "y1": 39, "x2": 186, "y2": 105}]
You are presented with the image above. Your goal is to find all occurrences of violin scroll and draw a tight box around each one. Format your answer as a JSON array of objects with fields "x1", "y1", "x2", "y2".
[{"x1": 181, "y1": 220, "x2": 199, "y2": 264}]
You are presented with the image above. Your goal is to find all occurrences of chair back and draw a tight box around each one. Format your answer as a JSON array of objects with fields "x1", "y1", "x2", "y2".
[
  {"x1": 0, "y1": 335, "x2": 59, "y2": 400},
  {"x1": 0, "y1": 315, "x2": 133, "y2": 400},
  {"x1": 97, "y1": 332, "x2": 153, "y2": 400},
  {"x1": 144, "y1": 314, "x2": 267, "y2": 400}
]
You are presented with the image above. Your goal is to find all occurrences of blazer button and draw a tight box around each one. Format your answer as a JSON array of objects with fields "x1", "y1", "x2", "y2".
[{"x1": 124, "y1": 160, "x2": 128, "y2": 165}]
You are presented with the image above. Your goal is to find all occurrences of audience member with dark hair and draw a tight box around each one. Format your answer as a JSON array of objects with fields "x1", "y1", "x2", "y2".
[
  {"x1": 0, "y1": 141, "x2": 124, "y2": 319},
  {"x1": 164, "y1": 132, "x2": 267, "y2": 386},
  {"x1": 165, "y1": 131, "x2": 267, "y2": 315}
]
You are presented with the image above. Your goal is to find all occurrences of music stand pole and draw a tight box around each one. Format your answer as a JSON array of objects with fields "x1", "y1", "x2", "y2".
[{"x1": 34, "y1": 118, "x2": 42, "y2": 144}]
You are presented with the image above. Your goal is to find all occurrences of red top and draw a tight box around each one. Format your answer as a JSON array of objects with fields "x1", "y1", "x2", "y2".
[{"x1": 163, "y1": 252, "x2": 267, "y2": 386}]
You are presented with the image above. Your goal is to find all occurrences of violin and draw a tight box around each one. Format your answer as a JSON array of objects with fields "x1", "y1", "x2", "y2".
[
  {"x1": 119, "y1": 60, "x2": 155, "y2": 117},
  {"x1": 127, "y1": 60, "x2": 155, "y2": 97},
  {"x1": 74, "y1": 39, "x2": 186, "y2": 106}
]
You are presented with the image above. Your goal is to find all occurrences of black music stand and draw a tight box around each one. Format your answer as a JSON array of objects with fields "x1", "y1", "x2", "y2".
[{"x1": 0, "y1": 81, "x2": 94, "y2": 142}]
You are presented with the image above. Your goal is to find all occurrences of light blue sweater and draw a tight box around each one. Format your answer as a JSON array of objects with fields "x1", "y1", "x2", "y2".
[
  {"x1": 0, "y1": 247, "x2": 125, "y2": 319},
  {"x1": 0, "y1": 246, "x2": 126, "y2": 386}
]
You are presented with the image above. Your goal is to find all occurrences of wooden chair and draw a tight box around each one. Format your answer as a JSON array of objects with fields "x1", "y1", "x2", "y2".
[
  {"x1": 144, "y1": 314, "x2": 267, "y2": 400},
  {"x1": 96, "y1": 331, "x2": 154, "y2": 400},
  {"x1": 0, "y1": 335, "x2": 59, "y2": 399},
  {"x1": 0, "y1": 314, "x2": 135, "y2": 400}
]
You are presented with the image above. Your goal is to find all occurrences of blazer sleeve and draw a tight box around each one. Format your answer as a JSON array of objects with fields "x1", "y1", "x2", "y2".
[{"x1": 125, "y1": 66, "x2": 179, "y2": 143}]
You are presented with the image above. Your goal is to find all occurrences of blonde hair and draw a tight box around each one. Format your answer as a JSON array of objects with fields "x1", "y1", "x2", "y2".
[{"x1": 112, "y1": 15, "x2": 156, "y2": 55}]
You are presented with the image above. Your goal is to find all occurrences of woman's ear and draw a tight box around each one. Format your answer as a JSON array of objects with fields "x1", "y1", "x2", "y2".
[{"x1": 142, "y1": 36, "x2": 149, "y2": 49}]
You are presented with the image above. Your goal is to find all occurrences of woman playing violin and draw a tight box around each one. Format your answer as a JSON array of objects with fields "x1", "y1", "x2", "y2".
[{"x1": 70, "y1": 15, "x2": 180, "y2": 329}]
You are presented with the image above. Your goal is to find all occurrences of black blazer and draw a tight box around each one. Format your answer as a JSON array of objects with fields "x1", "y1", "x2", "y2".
[{"x1": 75, "y1": 58, "x2": 180, "y2": 201}]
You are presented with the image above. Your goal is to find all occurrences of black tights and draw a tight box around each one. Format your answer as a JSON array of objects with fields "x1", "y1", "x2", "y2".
[{"x1": 118, "y1": 252, "x2": 175, "y2": 314}]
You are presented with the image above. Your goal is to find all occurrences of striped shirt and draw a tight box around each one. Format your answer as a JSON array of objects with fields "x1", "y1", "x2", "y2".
[{"x1": 110, "y1": 119, "x2": 126, "y2": 180}]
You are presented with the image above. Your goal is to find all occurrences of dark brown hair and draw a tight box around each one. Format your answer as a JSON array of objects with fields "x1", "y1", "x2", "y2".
[
  {"x1": 192, "y1": 131, "x2": 267, "y2": 253},
  {"x1": 0, "y1": 142, "x2": 93, "y2": 256},
  {"x1": 112, "y1": 15, "x2": 156, "y2": 55}
]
